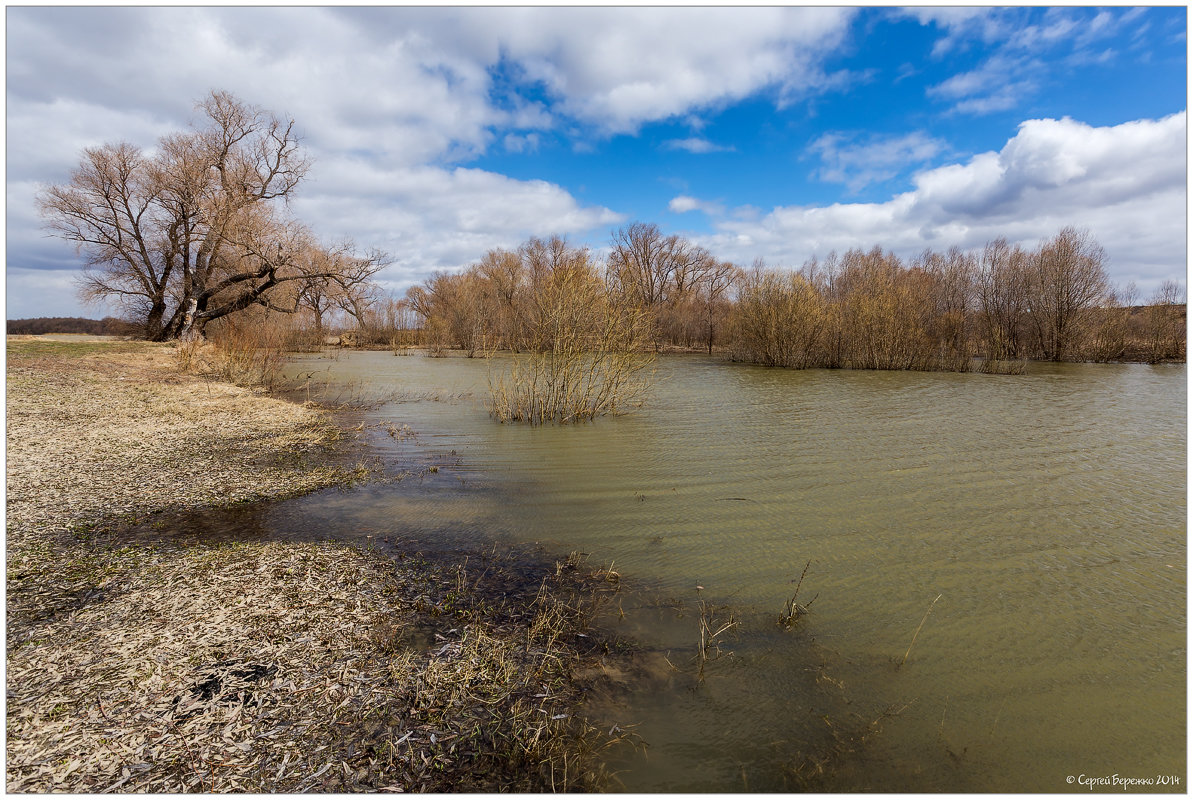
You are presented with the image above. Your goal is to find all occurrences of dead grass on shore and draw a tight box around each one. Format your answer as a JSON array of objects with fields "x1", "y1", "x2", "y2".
[
  {"x1": 6, "y1": 339, "x2": 638, "y2": 792},
  {"x1": 6, "y1": 340, "x2": 353, "y2": 551},
  {"x1": 7, "y1": 539, "x2": 633, "y2": 792}
]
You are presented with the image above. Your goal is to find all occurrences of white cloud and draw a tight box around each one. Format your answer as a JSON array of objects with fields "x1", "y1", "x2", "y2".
[
  {"x1": 914, "y1": 8, "x2": 1156, "y2": 116},
  {"x1": 292, "y1": 160, "x2": 623, "y2": 291},
  {"x1": 6, "y1": 98, "x2": 178, "y2": 184},
  {"x1": 668, "y1": 195, "x2": 724, "y2": 216},
  {"x1": 898, "y1": 7, "x2": 1011, "y2": 57},
  {"x1": 669, "y1": 196, "x2": 702, "y2": 214},
  {"x1": 808, "y1": 130, "x2": 947, "y2": 192},
  {"x1": 662, "y1": 137, "x2": 734, "y2": 154},
  {"x1": 7, "y1": 7, "x2": 506, "y2": 173},
  {"x1": 697, "y1": 113, "x2": 1187, "y2": 294},
  {"x1": 503, "y1": 133, "x2": 541, "y2": 154},
  {"x1": 462, "y1": 7, "x2": 858, "y2": 133},
  {"x1": 927, "y1": 53, "x2": 1040, "y2": 116}
]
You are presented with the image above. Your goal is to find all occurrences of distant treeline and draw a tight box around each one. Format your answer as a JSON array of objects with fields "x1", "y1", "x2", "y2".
[
  {"x1": 404, "y1": 224, "x2": 1186, "y2": 370},
  {"x1": 728, "y1": 229, "x2": 1186, "y2": 370},
  {"x1": 7, "y1": 316, "x2": 141, "y2": 336}
]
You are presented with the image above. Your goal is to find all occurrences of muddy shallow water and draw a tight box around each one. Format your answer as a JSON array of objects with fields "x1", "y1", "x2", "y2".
[{"x1": 268, "y1": 351, "x2": 1184, "y2": 792}]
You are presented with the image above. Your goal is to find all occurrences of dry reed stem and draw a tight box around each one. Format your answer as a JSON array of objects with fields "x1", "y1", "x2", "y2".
[
  {"x1": 901, "y1": 594, "x2": 943, "y2": 667},
  {"x1": 780, "y1": 560, "x2": 819, "y2": 627}
]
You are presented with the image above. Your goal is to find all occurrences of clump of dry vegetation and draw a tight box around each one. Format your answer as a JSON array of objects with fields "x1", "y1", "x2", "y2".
[
  {"x1": 779, "y1": 561, "x2": 819, "y2": 628},
  {"x1": 474, "y1": 237, "x2": 656, "y2": 424},
  {"x1": 6, "y1": 338, "x2": 636, "y2": 792}
]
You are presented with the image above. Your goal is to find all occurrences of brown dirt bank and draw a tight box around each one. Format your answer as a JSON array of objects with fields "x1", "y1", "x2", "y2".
[{"x1": 5, "y1": 338, "x2": 635, "y2": 792}]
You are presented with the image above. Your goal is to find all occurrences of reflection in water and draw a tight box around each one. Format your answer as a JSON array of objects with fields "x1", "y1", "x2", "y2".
[{"x1": 274, "y1": 352, "x2": 1185, "y2": 792}]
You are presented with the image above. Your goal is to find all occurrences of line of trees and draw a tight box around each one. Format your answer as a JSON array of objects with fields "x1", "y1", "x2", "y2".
[
  {"x1": 39, "y1": 91, "x2": 387, "y2": 342},
  {"x1": 406, "y1": 224, "x2": 739, "y2": 357},
  {"x1": 406, "y1": 225, "x2": 1184, "y2": 369},
  {"x1": 729, "y1": 227, "x2": 1157, "y2": 371}
]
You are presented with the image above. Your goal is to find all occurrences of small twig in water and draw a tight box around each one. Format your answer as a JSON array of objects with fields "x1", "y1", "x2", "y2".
[
  {"x1": 901, "y1": 593, "x2": 942, "y2": 667},
  {"x1": 988, "y1": 696, "x2": 1008, "y2": 738}
]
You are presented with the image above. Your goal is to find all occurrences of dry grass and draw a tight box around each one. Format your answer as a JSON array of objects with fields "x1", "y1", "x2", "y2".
[
  {"x1": 6, "y1": 338, "x2": 636, "y2": 792},
  {"x1": 175, "y1": 319, "x2": 288, "y2": 391},
  {"x1": 7, "y1": 540, "x2": 632, "y2": 792},
  {"x1": 6, "y1": 340, "x2": 351, "y2": 555}
]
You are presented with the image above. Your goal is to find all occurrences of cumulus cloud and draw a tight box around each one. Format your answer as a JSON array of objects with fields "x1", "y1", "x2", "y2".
[
  {"x1": 6, "y1": 8, "x2": 507, "y2": 175},
  {"x1": 503, "y1": 133, "x2": 542, "y2": 154},
  {"x1": 807, "y1": 130, "x2": 948, "y2": 192},
  {"x1": 451, "y1": 7, "x2": 858, "y2": 134},
  {"x1": 6, "y1": 6, "x2": 866, "y2": 316},
  {"x1": 697, "y1": 113, "x2": 1187, "y2": 293}
]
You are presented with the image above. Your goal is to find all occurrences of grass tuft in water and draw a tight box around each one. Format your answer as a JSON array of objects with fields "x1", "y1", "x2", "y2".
[{"x1": 779, "y1": 559, "x2": 819, "y2": 628}]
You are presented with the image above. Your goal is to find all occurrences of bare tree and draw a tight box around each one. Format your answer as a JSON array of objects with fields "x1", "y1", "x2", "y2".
[
  {"x1": 43, "y1": 141, "x2": 173, "y2": 337},
  {"x1": 1142, "y1": 279, "x2": 1187, "y2": 363},
  {"x1": 918, "y1": 245, "x2": 976, "y2": 369},
  {"x1": 475, "y1": 247, "x2": 527, "y2": 350},
  {"x1": 697, "y1": 260, "x2": 740, "y2": 354},
  {"x1": 728, "y1": 264, "x2": 827, "y2": 368},
  {"x1": 976, "y1": 237, "x2": 1031, "y2": 360},
  {"x1": 40, "y1": 90, "x2": 383, "y2": 340},
  {"x1": 488, "y1": 239, "x2": 654, "y2": 423},
  {"x1": 1026, "y1": 227, "x2": 1110, "y2": 361},
  {"x1": 293, "y1": 242, "x2": 387, "y2": 334},
  {"x1": 606, "y1": 222, "x2": 717, "y2": 347},
  {"x1": 405, "y1": 270, "x2": 488, "y2": 355}
]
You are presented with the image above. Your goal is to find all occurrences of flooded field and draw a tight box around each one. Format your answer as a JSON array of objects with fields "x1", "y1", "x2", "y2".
[{"x1": 274, "y1": 351, "x2": 1185, "y2": 791}]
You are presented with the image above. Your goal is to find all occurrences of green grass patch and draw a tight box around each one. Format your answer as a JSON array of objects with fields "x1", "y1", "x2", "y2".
[{"x1": 6, "y1": 337, "x2": 153, "y2": 359}]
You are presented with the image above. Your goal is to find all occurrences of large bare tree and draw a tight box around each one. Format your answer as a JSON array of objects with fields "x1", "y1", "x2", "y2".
[
  {"x1": 39, "y1": 90, "x2": 384, "y2": 340},
  {"x1": 605, "y1": 222, "x2": 718, "y2": 347},
  {"x1": 1026, "y1": 227, "x2": 1110, "y2": 361}
]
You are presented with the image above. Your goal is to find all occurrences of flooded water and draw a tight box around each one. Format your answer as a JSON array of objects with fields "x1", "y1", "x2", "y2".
[{"x1": 276, "y1": 351, "x2": 1186, "y2": 792}]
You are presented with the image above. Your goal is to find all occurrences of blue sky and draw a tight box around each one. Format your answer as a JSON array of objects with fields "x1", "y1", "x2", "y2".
[{"x1": 6, "y1": 6, "x2": 1188, "y2": 318}]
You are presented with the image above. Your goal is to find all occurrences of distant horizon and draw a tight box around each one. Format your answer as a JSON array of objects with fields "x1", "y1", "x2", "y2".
[{"x1": 6, "y1": 6, "x2": 1187, "y2": 319}]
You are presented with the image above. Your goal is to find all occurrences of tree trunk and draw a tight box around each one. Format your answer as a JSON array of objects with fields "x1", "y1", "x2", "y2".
[
  {"x1": 177, "y1": 297, "x2": 202, "y2": 342},
  {"x1": 144, "y1": 301, "x2": 168, "y2": 341}
]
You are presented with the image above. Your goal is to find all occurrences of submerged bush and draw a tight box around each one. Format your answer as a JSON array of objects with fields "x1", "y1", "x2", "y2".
[
  {"x1": 486, "y1": 241, "x2": 655, "y2": 424},
  {"x1": 488, "y1": 347, "x2": 654, "y2": 425}
]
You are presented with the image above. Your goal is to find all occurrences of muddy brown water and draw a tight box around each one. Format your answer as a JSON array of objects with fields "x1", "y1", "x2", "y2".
[{"x1": 265, "y1": 351, "x2": 1184, "y2": 792}]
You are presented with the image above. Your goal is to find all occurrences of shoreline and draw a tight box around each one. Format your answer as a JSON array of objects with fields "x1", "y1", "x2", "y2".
[
  {"x1": 5, "y1": 337, "x2": 634, "y2": 792},
  {"x1": 331, "y1": 338, "x2": 1186, "y2": 366}
]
